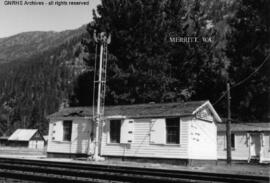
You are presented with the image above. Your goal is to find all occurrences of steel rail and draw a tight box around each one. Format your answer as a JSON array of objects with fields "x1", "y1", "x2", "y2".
[
  {"x1": 0, "y1": 170, "x2": 93, "y2": 183},
  {"x1": 0, "y1": 157, "x2": 268, "y2": 183},
  {"x1": 0, "y1": 162, "x2": 184, "y2": 183}
]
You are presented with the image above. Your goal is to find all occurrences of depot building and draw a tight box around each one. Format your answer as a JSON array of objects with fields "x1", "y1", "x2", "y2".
[{"x1": 46, "y1": 100, "x2": 222, "y2": 164}]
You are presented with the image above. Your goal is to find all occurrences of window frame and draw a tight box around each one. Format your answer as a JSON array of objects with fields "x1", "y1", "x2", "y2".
[
  {"x1": 231, "y1": 133, "x2": 235, "y2": 149},
  {"x1": 165, "y1": 117, "x2": 180, "y2": 144},
  {"x1": 63, "y1": 120, "x2": 72, "y2": 142},
  {"x1": 109, "y1": 119, "x2": 121, "y2": 144}
]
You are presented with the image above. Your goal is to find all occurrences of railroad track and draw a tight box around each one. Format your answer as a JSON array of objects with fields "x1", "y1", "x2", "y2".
[{"x1": 0, "y1": 157, "x2": 268, "y2": 183}]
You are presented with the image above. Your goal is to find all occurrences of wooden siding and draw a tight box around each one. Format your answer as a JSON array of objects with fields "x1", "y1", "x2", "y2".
[
  {"x1": 218, "y1": 132, "x2": 250, "y2": 160},
  {"x1": 29, "y1": 140, "x2": 44, "y2": 149},
  {"x1": 100, "y1": 117, "x2": 190, "y2": 159},
  {"x1": 217, "y1": 132, "x2": 226, "y2": 159},
  {"x1": 189, "y1": 118, "x2": 217, "y2": 160},
  {"x1": 47, "y1": 119, "x2": 92, "y2": 154}
]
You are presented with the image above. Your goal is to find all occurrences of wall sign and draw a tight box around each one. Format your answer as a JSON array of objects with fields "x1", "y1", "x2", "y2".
[{"x1": 196, "y1": 108, "x2": 213, "y2": 122}]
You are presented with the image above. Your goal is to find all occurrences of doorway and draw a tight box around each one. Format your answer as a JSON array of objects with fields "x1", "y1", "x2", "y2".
[{"x1": 250, "y1": 133, "x2": 261, "y2": 157}]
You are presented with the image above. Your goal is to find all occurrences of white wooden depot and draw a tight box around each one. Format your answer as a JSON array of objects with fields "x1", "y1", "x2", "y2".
[{"x1": 47, "y1": 101, "x2": 222, "y2": 161}]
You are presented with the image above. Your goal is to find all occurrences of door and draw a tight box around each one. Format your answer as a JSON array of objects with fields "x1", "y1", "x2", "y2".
[{"x1": 250, "y1": 133, "x2": 261, "y2": 157}]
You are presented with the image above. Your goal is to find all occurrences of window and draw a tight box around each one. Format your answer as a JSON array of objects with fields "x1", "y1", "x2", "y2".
[
  {"x1": 231, "y1": 133, "x2": 235, "y2": 149},
  {"x1": 166, "y1": 118, "x2": 180, "y2": 144},
  {"x1": 110, "y1": 120, "x2": 121, "y2": 143},
  {"x1": 63, "y1": 120, "x2": 72, "y2": 141}
]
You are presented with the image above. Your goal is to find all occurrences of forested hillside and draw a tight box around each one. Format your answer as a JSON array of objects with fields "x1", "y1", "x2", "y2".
[
  {"x1": 79, "y1": 0, "x2": 269, "y2": 121},
  {"x1": 0, "y1": 26, "x2": 86, "y2": 64},
  {"x1": 0, "y1": 0, "x2": 269, "y2": 136},
  {"x1": 0, "y1": 25, "x2": 89, "y2": 135}
]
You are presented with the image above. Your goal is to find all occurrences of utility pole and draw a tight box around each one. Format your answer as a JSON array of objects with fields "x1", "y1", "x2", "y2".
[
  {"x1": 91, "y1": 31, "x2": 110, "y2": 161},
  {"x1": 93, "y1": 37, "x2": 104, "y2": 161},
  {"x1": 23, "y1": 116, "x2": 26, "y2": 128},
  {"x1": 226, "y1": 82, "x2": 232, "y2": 165}
]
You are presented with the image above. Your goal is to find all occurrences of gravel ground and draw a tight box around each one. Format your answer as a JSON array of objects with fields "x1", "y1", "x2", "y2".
[{"x1": 0, "y1": 147, "x2": 269, "y2": 177}]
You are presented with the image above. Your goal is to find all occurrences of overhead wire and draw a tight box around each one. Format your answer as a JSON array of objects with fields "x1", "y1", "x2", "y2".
[{"x1": 213, "y1": 54, "x2": 270, "y2": 106}]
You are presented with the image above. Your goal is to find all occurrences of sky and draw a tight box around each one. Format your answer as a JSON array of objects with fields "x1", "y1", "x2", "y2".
[{"x1": 0, "y1": 0, "x2": 101, "y2": 38}]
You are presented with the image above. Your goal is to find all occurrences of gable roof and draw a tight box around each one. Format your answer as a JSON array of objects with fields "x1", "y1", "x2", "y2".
[
  {"x1": 8, "y1": 129, "x2": 38, "y2": 141},
  {"x1": 43, "y1": 135, "x2": 48, "y2": 141},
  {"x1": 217, "y1": 123, "x2": 270, "y2": 132},
  {"x1": 49, "y1": 100, "x2": 222, "y2": 122}
]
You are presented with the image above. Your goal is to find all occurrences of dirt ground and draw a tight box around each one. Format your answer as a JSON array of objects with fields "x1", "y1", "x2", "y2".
[
  {"x1": 85, "y1": 158, "x2": 270, "y2": 177},
  {"x1": 0, "y1": 147, "x2": 269, "y2": 177}
]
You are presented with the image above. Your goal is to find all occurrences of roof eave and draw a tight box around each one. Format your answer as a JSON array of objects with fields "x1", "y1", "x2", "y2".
[
  {"x1": 50, "y1": 114, "x2": 194, "y2": 120},
  {"x1": 106, "y1": 114, "x2": 193, "y2": 120}
]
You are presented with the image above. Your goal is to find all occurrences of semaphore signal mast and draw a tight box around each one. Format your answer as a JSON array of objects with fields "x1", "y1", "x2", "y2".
[{"x1": 90, "y1": 30, "x2": 111, "y2": 160}]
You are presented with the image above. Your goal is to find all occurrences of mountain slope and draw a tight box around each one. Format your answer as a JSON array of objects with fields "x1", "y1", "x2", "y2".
[
  {"x1": 0, "y1": 25, "x2": 89, "y2": 135},
  {"x1": 0, "y1": 25, "x2": 87, "y2": 64}
]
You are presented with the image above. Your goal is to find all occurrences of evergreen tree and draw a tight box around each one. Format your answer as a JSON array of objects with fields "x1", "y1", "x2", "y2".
[
  {"x1": 225, "y1": 0, "x2": 270, "y2": 121},
  {"x1": 79, "y1": 0, "x2": 269, "y2": 121}
]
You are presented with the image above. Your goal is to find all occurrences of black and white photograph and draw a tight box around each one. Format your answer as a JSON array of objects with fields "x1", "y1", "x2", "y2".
[{"x1": 0, "y1": 0, "x2": 269, "y2": 182}]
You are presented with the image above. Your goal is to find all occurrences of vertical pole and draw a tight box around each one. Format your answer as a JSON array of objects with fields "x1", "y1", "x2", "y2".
[
  {"x1": 93, "y1": 42, "x2": 103, "y2": 160},
  {"x1": 226, "y1": 82, "x2": 232, "y2": 165},
  {"x1": 23, "y1": 116, "x2": 25, "y2": 128},
  {"x1": 7, "y1": 114, "x2": 10, "y2": 135}
]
